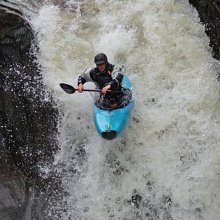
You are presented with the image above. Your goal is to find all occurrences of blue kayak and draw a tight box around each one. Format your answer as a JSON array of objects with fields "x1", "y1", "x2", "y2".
[{"x1": 93, "y1": 74, "x2": 134, "y2": 140}]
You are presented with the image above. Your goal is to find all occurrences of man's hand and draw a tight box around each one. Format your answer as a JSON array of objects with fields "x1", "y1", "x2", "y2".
[
  {"x1": 102, "y1": 84, "x2": 111, "y2": 94},
  {"x1": 77, "y1": 83, "x2": 84, "y2": 93}
]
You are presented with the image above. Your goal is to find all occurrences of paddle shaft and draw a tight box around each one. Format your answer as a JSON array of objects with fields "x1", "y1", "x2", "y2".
[
  {"x1": 60, "y1": 83, "x2": 121, "y2": 94},
  {"x1": 76, "y1": 88, "x2": 101, "y2": 92},
  {"x1": 77, "y1": 88, "x2": 121, "y2": 93}
]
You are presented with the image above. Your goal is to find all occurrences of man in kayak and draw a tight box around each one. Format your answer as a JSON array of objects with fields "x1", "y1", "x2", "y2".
[{"x1": 77, "y1": 53, "x2": 124, "y2": 108}]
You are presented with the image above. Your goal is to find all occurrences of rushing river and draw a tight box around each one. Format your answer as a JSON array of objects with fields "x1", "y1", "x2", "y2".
[{"x1": 2, "y1": 0, "x2": 220, "y2": 219}]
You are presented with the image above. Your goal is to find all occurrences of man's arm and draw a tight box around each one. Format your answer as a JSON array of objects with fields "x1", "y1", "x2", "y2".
[
  {"x1": 109, "y1": 65, "x2": 124, "y2": 89},
  {"x1": 77, "y1": 68, "x2": 94, "y2": 93}
]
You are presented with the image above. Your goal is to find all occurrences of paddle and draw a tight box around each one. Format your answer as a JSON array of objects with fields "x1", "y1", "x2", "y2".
[{"x1": 60, "y1": 83, "x2": 121, "y2": 94}]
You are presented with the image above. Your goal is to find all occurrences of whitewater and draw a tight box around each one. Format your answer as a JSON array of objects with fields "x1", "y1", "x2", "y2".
[{"x1": 4, "y1": 0, "x2": 220, "y2": 219}]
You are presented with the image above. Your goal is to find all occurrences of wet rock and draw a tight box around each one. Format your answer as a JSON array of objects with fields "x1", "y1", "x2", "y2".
[
  {"x1": 0, "y1": 11, "x2": 33, "y2": 65},
  {"x1": 189, "y1": 0, "x2": 220, "y2": 60},
  {"x1": 0, "y1": 9, "x2": 59, "y2": 220},
  {"x1": 131, "y1": 191, "x2": 142, "y2": 209},
  {"x1": 0, "y1": 155, "x2": 25, "y2": 220}
]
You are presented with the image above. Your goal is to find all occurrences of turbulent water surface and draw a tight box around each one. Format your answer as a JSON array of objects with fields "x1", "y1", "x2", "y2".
[{"x1": 3, "y1": 0, "x2": 220, "y2": 219}]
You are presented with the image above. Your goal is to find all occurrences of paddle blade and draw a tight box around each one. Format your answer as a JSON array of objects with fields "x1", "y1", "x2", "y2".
[{"x1": 60, "y1": 83, "x2": 76, "y2": 94}]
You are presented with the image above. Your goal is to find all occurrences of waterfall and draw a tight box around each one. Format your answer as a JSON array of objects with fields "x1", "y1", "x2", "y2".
[{"x1": 5, "y1": 0, "x2": 220, "y2": 219}]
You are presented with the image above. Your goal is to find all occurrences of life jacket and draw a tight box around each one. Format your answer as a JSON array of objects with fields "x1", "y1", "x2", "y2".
[{"x1": 90, "y1": 63, "x2": 114, "y2": 89}]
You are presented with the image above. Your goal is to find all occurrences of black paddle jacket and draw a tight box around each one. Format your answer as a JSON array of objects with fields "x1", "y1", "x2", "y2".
[{"x1": 77, "y1": 62, "x2": 124, "y2": 90}]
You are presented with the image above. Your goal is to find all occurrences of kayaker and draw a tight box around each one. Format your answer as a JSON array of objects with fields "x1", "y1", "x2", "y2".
[{"x1": 77, "y1": 53, "x2": 124, "y2": 108}]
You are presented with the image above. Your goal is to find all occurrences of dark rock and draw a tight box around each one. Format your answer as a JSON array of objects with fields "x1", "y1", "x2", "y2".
[
  {"x1": 189, "y1": 0, "x2": 220, "y2": 59},
  {"x1": 131, "y1": 192, "x2": 142, "y2": 209},
  {"x1": 0, "y1": 9, "x2": 60, "y2": 220}
]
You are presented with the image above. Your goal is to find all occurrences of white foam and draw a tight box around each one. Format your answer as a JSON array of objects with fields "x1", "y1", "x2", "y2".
[{"x1": 30, "y1": 0, "x2": 220, "y2": 219}]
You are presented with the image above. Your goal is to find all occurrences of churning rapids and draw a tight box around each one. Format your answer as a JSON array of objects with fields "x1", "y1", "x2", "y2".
[{"x1": 2, "y1": 0, "x2": 220, "y2": 219}]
